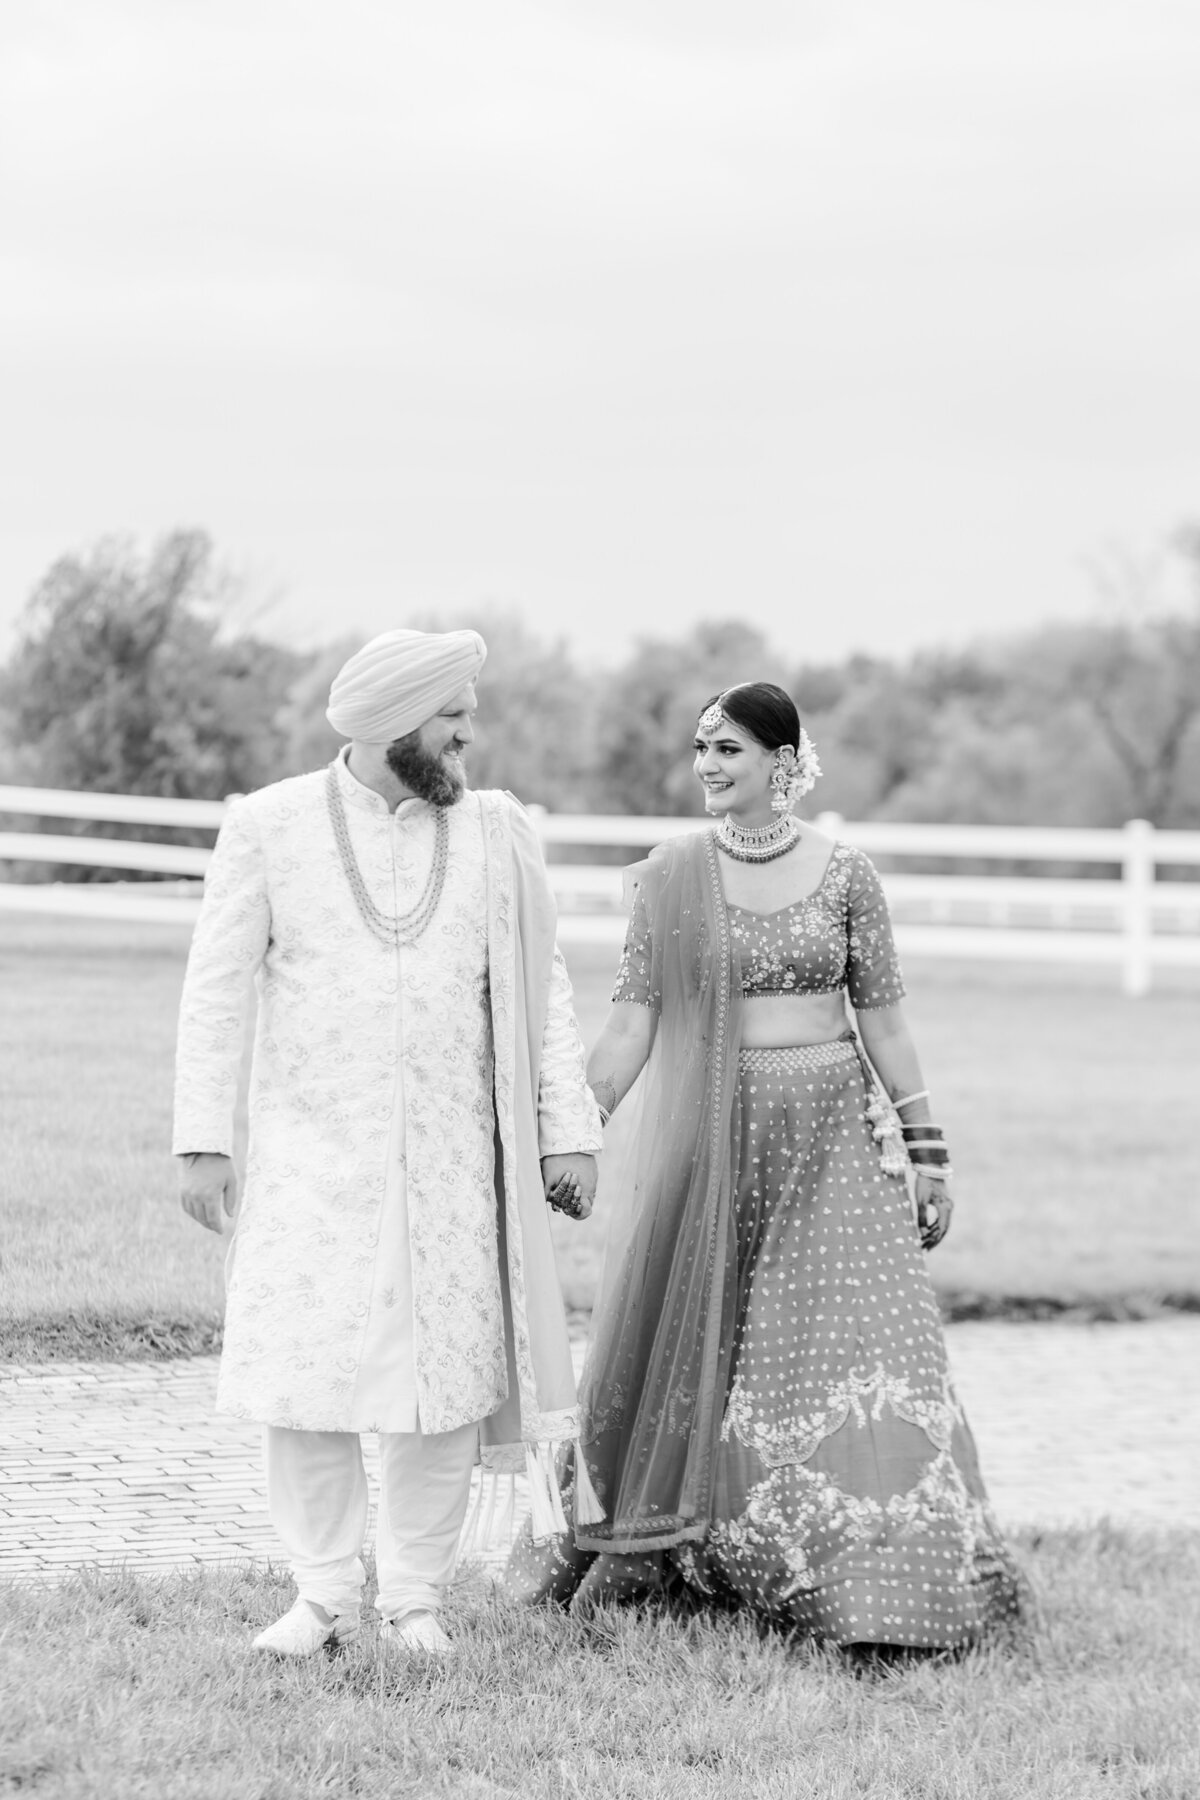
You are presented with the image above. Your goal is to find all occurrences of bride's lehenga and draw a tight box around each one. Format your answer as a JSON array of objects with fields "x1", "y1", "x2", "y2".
[{"x1": 506, "y1": 834, "x2": 1027, "y2": 1648}]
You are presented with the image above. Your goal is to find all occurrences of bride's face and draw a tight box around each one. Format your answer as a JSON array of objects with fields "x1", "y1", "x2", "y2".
[{"x1": 693, "y1": 719, "x2": 774, "y2": 817}]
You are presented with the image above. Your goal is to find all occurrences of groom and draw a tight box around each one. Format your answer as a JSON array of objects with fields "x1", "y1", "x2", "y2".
[{"x1": 175, "y1": 627, "x2": 600, "y2": 1656}]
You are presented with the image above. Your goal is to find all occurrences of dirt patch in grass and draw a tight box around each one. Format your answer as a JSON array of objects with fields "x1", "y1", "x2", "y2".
[
  {"x1": 5, "y1": 1291, "x2": 1200, "y2": 1366},
  {"x1": 939, "y1": 1288, "x2": 1200, "y2": 1323},
  {"x1": 0, "y1": 1312, "x2": 223, "y2": 1363}
]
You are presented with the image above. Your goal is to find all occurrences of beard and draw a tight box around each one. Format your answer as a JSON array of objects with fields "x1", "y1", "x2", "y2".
[{"x1": 384, "y1": 733, "x2": 466, "y2": 806}]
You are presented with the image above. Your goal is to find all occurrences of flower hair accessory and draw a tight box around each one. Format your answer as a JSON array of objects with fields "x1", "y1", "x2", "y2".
[{"x1": 770, "y1": 728, "x2": 822, "y2": 812}]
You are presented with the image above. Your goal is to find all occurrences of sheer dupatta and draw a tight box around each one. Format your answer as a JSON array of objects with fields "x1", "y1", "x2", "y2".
[{"x1": 575, "y1": 831, "x2": 745, "y2": 1553}]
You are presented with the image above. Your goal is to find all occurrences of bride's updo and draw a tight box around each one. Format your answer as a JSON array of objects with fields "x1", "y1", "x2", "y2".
[{"x1": 697, "y1": 682, "x2": 801, "y2": 752}]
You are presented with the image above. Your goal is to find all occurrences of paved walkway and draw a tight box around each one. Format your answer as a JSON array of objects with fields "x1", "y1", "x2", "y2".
[{"x1": 2, "y1": 1321, "x2": 1198, "y2": 1580}]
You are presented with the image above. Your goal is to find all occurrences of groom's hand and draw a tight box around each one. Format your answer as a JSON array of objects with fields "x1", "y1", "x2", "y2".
[
  {"x1": 541, "y1": 1153, "x2": 597, "y2": 1223},
  {"x1": 179, "y1": 1152, "x2": 239, "y2": 1234}
]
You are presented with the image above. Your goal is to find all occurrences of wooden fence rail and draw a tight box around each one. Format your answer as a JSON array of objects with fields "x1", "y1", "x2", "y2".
[{"x1": 2, "y1": 786, "x2": 1200, "y2": 995}]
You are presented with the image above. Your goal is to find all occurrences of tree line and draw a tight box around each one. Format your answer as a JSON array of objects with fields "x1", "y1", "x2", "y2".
[{"x1": 1, "y1": 528, "x2": 1199, "y2": 883}]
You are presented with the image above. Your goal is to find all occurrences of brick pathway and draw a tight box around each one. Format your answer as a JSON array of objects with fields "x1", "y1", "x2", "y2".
[{"x1": 2, "y1": 1321, "x2": 1197, "y2": 1580}]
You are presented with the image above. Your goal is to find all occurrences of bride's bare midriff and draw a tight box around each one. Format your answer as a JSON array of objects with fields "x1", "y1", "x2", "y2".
[{"x1": 738, "y1": 992, "x2": 850, "y2": 1049}]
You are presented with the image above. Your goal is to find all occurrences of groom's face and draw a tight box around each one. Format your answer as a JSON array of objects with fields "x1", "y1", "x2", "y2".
[{"x1": 385, "y1": 682, "x2": 478, "y2": 805}]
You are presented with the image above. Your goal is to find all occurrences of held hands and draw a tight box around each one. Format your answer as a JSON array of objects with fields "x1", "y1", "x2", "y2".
[
  {"x1": 915, "y1": 1172, "x2": 953, "y2": 1251},
  {"x1": 179, "y1": 1152, "x2": 239, "y2": 1234},
  {"x1": 542, "y1": 1153, "x2": 597, "y2": 1223},
  {"x1": 183, "y1": 1150, "x2": 598, "y2": 1230}
]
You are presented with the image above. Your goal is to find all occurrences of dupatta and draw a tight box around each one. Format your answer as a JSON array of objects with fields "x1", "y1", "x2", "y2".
[
  {"x1": 574, "y1": 829, "x2": 746, "y2": 1552},
  {"x1": 478, "y1": 792, "x2": 585, "y2": 1455}
]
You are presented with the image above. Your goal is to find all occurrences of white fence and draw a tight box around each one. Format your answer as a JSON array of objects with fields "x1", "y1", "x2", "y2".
[{"x1": 3, "y1": 785, "x2": 1200, "y2": 996}]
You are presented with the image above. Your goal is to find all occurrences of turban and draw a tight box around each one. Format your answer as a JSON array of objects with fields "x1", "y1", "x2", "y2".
[{"x1": 325, "y1": 628, "x2": 487, "y2": 743}]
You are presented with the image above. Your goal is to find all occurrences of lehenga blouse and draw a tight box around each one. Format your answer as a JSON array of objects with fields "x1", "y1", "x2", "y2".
[{"x1": 612, "y1": 839, "x2": 905, "y2": 1014}]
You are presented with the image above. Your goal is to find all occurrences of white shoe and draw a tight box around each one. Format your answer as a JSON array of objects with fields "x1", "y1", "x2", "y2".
[
  {"x1": 380, "y1": 1610, "x2": 455, "y2": 1657},
  {"x1": 253, "y1": 1598, "x2": 360, "y2": 1656}
]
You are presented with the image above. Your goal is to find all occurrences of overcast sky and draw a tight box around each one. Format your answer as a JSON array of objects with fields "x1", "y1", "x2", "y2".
[{"x1": 2, "y1": 0, "x2": 1198, "y2": 668}]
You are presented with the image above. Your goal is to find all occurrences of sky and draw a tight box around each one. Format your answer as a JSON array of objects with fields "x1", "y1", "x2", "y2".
[{"x1": 2, "y1": 0, "x2": 1198, "y2": 668}]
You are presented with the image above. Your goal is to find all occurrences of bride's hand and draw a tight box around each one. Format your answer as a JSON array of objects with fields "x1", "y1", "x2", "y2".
[{"x1": 915, "y1": 1174, "x2": 953, "y2": 1250}]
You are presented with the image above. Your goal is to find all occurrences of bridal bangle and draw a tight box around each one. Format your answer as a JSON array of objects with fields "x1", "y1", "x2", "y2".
[{"x1": 893, "y1": 1090, "x2": 953, "y2": 1180}]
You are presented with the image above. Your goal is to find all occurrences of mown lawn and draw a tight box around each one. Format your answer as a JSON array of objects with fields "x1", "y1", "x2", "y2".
[
  {"x1": 1, "y1": 1528, "x2": 1196, "y2": 1800},
  {"x1": 2, "y1": 915, "x2": 1198, "y2": 1360}
]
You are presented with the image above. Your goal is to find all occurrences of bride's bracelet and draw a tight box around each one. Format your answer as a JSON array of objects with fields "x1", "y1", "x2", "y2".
[
  {"x1": 893, "y1": 1099, "x2": 951, "y2": 1170},
  {"x1": 888, "y1": 1090, "x2": 953, "y2": 1179}
]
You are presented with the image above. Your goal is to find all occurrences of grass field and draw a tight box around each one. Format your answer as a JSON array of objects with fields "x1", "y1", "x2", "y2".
[
  {"x1": 1, "y1": 1529, "x2": 1197, "y2": 1799},
  {"x1": 2, "y1": 914, "x2": 1198, "y2": 1361}
]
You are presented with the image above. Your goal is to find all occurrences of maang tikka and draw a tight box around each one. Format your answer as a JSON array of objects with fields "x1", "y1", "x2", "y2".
[{"x1": 697, "y1": 696, "x2": 729, "y2": 737}]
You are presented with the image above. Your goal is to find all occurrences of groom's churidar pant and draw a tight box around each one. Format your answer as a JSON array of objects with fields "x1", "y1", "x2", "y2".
[{"x1": 265, "y1": 1422, "x2": 479, "y2": 1620}]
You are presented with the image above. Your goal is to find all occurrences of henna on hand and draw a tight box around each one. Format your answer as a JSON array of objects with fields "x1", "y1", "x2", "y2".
[{"x1": 590, "y1": 1075, "x2": 618, "y2": 1116}]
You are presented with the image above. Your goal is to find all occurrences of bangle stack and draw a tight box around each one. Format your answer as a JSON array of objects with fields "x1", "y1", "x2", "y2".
[{"x1": 894, "y1": 1091, "x2": 954, "y2": 1183}]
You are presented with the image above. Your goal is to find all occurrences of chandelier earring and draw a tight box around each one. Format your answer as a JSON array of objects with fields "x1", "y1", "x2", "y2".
[{"x1": 770, "y1": 748, "x2": 800, "y2": 814}]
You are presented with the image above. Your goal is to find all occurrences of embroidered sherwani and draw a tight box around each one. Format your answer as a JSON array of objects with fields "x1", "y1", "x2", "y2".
[{"x1": 173, "y1": 754, "x2": 601, "y2": 1446}]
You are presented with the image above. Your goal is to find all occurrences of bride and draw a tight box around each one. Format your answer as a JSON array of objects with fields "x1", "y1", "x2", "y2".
[{"x1": 506, "y1": 681, "x2": 1025, "y2": 1650}]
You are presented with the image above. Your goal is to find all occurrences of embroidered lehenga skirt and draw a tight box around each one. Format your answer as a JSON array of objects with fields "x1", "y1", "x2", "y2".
[{"x1": 507, "y1": 1040, "x2": 1025, "y2": 1648}]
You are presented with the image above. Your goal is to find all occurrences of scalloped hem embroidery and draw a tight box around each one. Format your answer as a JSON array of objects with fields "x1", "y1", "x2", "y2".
[{"x1": 722, "y1": 1365, "x2": 957, "y2": 1466}]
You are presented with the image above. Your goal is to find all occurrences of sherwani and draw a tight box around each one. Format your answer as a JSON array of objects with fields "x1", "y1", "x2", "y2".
[{"x1": 173, "y1": 753, "x2": 601, "y2": 1456}]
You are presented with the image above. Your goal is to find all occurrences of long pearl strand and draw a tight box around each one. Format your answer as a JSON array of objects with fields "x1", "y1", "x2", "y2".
[{"x1": 326, "y1": 765, "x2": 449, "y2": 946}]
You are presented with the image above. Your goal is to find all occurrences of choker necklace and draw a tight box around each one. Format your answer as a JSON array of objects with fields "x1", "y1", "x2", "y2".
[
  {"x1": 715, "y1": 813, "x2": 802, "y2": 863},
  {"x1": 326, "y1": 764, "x2": 449, "y2": 946}
]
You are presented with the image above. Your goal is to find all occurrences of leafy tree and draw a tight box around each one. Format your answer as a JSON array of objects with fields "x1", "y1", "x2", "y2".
[
  {"x1": 1027, "y1": 622, "x2": 1200, "y2": 826},
  {"x1": 0, "y1": 530, "x2": 303, "y2": 877},
  {"x1": 591, "y1": 620, "x2": 776, "y2": 815},
  {"x1": 1061, "y1": 535, "x2": 1200, "y2": 824},
  {"x1": 6, "y1": 524, "x2": 1197, "y2": 884},
  {"x1": 804, "y1": 584, "x2": 1200, "y2": 831},
  {"x1": 420, "y1": 606, "x2": 593, "y2": 810},
  {"x1": 277, "y1": 635, "x2": 361, "y2": 777}
]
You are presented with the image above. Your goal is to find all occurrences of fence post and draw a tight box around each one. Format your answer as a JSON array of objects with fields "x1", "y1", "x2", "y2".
[{"x1": 1121, "y1": 819, "x2": 1154, "y2": 997}]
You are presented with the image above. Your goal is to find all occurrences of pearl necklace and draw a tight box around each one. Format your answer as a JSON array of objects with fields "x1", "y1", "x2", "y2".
[
  {"x1": 326, "y1": 765, "x2": 449, "y2": 946},
  {"x1": 714, "y1": 813, "x2": 802, "y2": 863}
]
